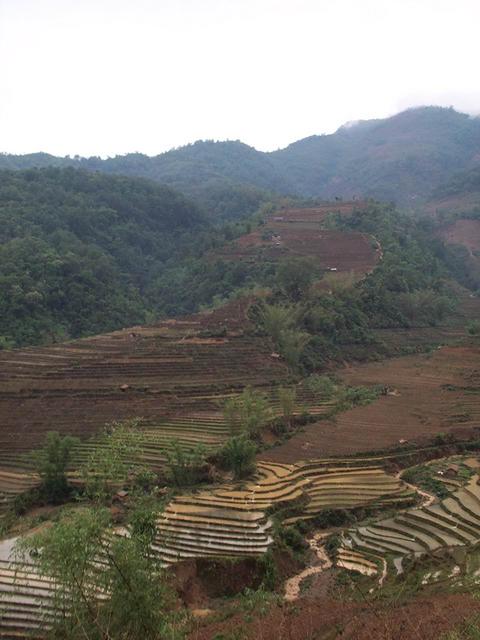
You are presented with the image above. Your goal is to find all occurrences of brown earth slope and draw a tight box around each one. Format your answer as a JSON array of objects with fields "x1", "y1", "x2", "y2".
[
  {"x1": 0, "y1": 298, "x2": 288, "y2": 466},
  {"x1": 263, "y1": 344, "x2": 480, "y2": 462},
  {"x1": 214, "y1": 202, "x2": 380, "y2": 278}
]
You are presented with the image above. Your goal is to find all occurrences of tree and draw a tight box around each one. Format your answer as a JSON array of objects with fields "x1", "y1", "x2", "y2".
[
  {"x1": 305, "y1": 375, "x2": 336, "y2": 400},
  {"x1": 36, "y1": 431, "x2": 79, "y2": 504},
  {"x1": 277, "y1": 328, "x2": 309, "y2": 371},
  {"x1": 467, "y1": 319, "x2": 480, "y2": 335},
  {"x1": 257, "y1": 303, "x2": 308, "y2": 372},
  {"x1": 276, "y1": 257, "x2": 315, "y2": 301},
  {"x1": 80, "y1": 419, "x2": 147, "y2": 503},
  {"x1": 257, "y1": 303, "x2": 297, "y2": 344},
  {"x1": 219, "y1": 435, "x2": 257, "y2": 479},
  {"x1": 223, "y1": 387, "x2": 272, "y2": 437},
  {"x1": 277, "y1": 387, "x2": 296, "y2": 428},
  {"x1": 165, "y1": 440, "x2": 208, "y2": 487},
  {"x1": 14, "y1": 506, "x2": 179, "y2": 640}
]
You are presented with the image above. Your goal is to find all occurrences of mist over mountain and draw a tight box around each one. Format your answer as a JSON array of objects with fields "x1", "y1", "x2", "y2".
[{"x1": 2, "y1": 106, "x2": 480, "y2": 210}]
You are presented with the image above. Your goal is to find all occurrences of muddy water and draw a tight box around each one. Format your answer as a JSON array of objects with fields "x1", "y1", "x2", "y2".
[{"x1": 284, "y1": 532, "x2": 332, "y2": 602}]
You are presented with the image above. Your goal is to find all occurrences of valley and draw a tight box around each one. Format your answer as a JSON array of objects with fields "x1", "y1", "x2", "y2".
[{"x1": 0, "y1": 194, "x2": 479, "y2": 640}]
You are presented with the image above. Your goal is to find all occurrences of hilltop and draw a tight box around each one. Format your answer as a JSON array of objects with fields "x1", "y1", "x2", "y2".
[{"x1": 2, "y1": 106, "x2": 480, "y2": 209}]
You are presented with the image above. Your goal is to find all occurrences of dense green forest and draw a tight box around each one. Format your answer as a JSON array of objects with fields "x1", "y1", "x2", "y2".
[
  {"x1": 0, "y1": 168, "x2": 250, "y2": 346},
  {"x1": 1, "y1": 166, "x2": 478, "y2": 350},
  {"x1": 2, "y1": 107, "x2": 480, "y2": 208},
  {"x1": 431, "y1": 165, "x2": 480, "y2": 200}
]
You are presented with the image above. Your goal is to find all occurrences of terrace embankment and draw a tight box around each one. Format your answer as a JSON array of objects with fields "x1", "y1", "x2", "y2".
[
  {"x1": 0, "y1": 297, "x2": 291, "y2": 512},
  {"x1": 214, "y1": 202, "x2": 380, "y2": 280},
  {"x1": 262, "y1": 344, "x2": 480, "y2": 462}
]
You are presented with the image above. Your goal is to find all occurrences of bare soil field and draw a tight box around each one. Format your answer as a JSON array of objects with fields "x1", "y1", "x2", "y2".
[
  {"x1": 0, "y1": 297, "x2": 289, "y2": 471},
  {"x1": 372, "y1": 288, "x2": 480, "y2": 355},
  {"x1": 215, "y1": 202, "x2": 380, "y2": 277},
  {"x1": 424, "y1": 192, "x2": 480, "y2": 217},
  {"x1": 262, "y1": 344, "x2": 480, "y2": 463},
  {"x1": 440, "y1": 218, "x2": 480, "y2": 254},
  {"x1": 189, "y1": 592, "x2": 480, "y2": 640}
]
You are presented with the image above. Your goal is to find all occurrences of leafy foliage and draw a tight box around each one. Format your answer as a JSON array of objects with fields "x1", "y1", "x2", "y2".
[
  {"x1": 0, "y1": 168, "x2": 208, "y2": 345},
  {"x1": 36, "y1": 431, "x2": 79, "y2": 504},
  {"x1": 276, "y1": 257, "x2": 316, "y2": 301},
  {"x1": 277, "y1": 387, "x2": 296, "y2": 426},
  {"x1": 223, "y1": 387, "x2": 272, "y2": 437},
  {"x1": 165, "y1": 440, "x2": 208, "y2": 487},
  {"x1": 81, "y1": 419, "x2": 147, "y2": 502},
  {"x1": 219, "y1": 435, "x2": 257, "y2": 479},
  {"x1": 14, "y1": 507, "x2": 179, "y2": 640}
]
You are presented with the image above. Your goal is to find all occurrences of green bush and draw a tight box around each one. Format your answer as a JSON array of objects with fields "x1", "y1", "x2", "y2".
[
  {"x1": 36, "y1": 431, "x2": 79, "y2": 504},
  {"x1": 467, "y1": 320, "x2": 480, "y2": 335},
  {"x1": 219, "y1": 435, "x2": 257, "y2": 479},
  {"x1": 165, "y1": 440, "x2": 208, "y2": 487},
  {"x1": 223, "y1": 387, "x2": 272, "y2": 437}
]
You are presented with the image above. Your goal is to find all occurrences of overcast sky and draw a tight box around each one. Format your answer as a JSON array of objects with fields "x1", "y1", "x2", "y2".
[{"x1": 1, "y1": 0, "x2": 479, "y2": 157}]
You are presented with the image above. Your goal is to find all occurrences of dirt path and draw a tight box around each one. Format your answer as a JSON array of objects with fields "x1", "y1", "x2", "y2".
[
  {"x1": 396, "y1": 471, "x2": 436, "y2": 508},
  {"x1": 284, "y1": 532, "x2": 332, "y2": 602}
]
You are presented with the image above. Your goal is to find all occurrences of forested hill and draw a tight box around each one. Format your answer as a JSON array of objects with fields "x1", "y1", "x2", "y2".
[
  {"x1": 432, "y1": 166, "x2": 480, "y2": 200},
  {"x1": 2, "y1": 106, "x2": 480, "y2": 208},
  {"x1": 0, "y1": 168, "x2": 213, "y2": 346}
]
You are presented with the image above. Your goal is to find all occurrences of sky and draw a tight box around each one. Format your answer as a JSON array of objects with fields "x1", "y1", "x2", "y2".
[{"x1": 1, "y1": 0, "x2": 480, "y2": 158}]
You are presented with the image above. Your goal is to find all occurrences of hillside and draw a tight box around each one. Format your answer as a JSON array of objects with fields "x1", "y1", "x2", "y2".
[
  {"x1": 2, "y1": 107, "x2": 480, "y2": 207},
  {"x1": 0, "y1": 168, "x2": 210, "y2": 346},
  {"x1": 425, "y1": 165, "x2": 480, "y2": 218},
  {"x1": 272, "y1": 107, "x2": 480, "y2": 203},
  {"x1": 1, "y1": 201, "x2": 480, "y2": 639}
]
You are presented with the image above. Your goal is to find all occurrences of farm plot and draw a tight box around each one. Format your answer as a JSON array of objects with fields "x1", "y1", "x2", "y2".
[
  {"x1": 339, "y1": 473, "x2": 480, "y2": 575},
  {"x1": 153, "y1": 460, "x2": 410, "y2": 564},
  {"x1": 214, "y1": 203, "x2": 380, "y2": 277},
  {"x1": 0, "y1": 298, "x2": 291, "y2": 505},
  {"x1": 440, "y1": 218, "x2": 480, "y2": 256},
  {"x1": 261, "y1": 345, "x2": 480, "y2": 463},
  {"x1": 0, "y1": 557, "x2": 59, "y2": 638}
]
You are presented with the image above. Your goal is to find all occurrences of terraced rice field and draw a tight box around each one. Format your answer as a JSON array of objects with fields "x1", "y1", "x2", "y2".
[
  {"x1": 262, "y1": 344, "x2": 480, "y2": 462},
  {"x1": 339, "y1": 469, "x2": 480, "y2": 575},
  {"x1": 214, "y1": 202, "x2": 380, "y2": 278},
  {"x1": 153, "y1": 459, "x2": 411, "y2": 565},
  {"x1": 0, "y1": 298, "x2": 293, "y2": 510},
  {"x1": 0, "y1": 458, "x2": 410, "y2": 636},
  {"x1": 0, "y1": 556, "x2": 57, "y2": 638}
]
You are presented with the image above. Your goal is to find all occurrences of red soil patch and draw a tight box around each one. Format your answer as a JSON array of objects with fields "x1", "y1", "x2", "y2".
[
  {"x1": 0, "y1": 298, "x2": 289, "y2": 465},
  {"x1": 440, "y1": 218, "x2": 480, "y2": 254},
  {"x1": 215, "y1": 203, "x2": 380, "y2": 277},
  {"x1": 189, "y1": 592, "x2": 480, "y2": 640},
  {"x1": 425, "y1": 192, "x2": 480, "y2": 217},
  {"x1": 262, "y1": 346, "x2": 480, "y2": 463}
]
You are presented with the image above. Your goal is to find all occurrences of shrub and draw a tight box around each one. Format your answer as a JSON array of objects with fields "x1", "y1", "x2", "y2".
[
  {"x1": 467, "y1": 320, "x2": 480, "y2": 335},
  {"x1": 81, "y1": 419, "x2": 146, "y2": 502},
  {"x1": 223, "y1": 387, "x2": 272, "y2": 437},
  {"x1": 165, "y1": 440, "x2": 208, "y2": 487},
  {"x1": 36, "y1": 431, "x2": 79, "y2": 504},
  {"x1": 14, "y1": 507, "x2": 179, "y2": 639},
  {"x1": 219, "y1": 435, "x2": 257, "y2": 479},
  {"x1": 335, "y1": 385, "x2": 381, "y2": 411},
  {"x1": 305, "y1": 374, "x2": 336, "y2": 400},
  {"x1": 277, "y1": 386, "x2": 296, "y2": 427}
]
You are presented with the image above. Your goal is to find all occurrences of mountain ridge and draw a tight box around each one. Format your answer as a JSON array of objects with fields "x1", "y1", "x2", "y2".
[{"x1": 2, "y1": 106, "x2": 480, "y2": 208}]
